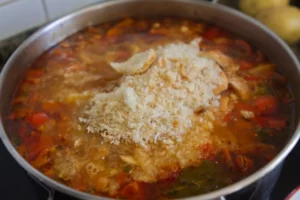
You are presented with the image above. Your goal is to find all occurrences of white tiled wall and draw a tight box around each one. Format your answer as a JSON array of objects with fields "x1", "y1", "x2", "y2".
[
  {"x1": 43, "y1": 0, "x2": 103, "y2": 20},
  {"x1": 0, "y1": 0, "x2": 46, "y2": 40},
  {"x1": 0, "y1": 0, "x2": 16, "y2": 6},
  {"x1": 0, "y1": 0, "x2": 104, "y2": 41}
]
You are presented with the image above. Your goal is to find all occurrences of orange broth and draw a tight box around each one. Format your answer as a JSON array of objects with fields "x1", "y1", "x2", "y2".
[{"x1": 5, "y1": 18, "x2": 294, "y2": 199}]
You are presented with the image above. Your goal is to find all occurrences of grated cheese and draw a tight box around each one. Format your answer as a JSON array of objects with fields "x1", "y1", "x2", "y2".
[
  {"x1": 80, "y1": 38, "x2": 228, "y2": 146},
  {"x1": 110, "y1": 49, "x2": 155, "y2": 75}
]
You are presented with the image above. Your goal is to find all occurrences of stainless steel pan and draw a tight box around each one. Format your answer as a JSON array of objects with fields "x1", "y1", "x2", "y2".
[{"x1": 1, "y1": 0, "x2": 300, "y2": 199}]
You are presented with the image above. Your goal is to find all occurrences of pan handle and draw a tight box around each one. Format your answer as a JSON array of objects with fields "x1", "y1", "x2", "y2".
[{"x1": 27, "y1": 173, "x2": 55, "y2": 200}]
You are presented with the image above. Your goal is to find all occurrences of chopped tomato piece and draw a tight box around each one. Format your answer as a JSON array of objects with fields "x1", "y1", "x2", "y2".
[
  {"x1": 120, "y1": 182, "x2": 145, "y2": 200},
  {"x1": 239, "y1": 60, "x2": 254, "y2": 70},
  {"x1": 252, "y1": 95, "x2": 277, "y2": 115},
  {"x1": 200, "y1": 143, "x2": 216, "y2": 159},
  {"x1": 26, "y1": 69, "x2": 44, "y2": 78},
  {"x1": 30, "y1": 112, "x2": 51, "y2": 128},
  {"x1": 202, "y1": 27, "x2": 220, "y2": 40},
  {"x1": 244, "y1": 76, "x2": 259, "y2": 81},
  {"x1": 255, "y1": 117, "x2": 286, "y2": 130},
  {"x1": 117, "y1": 172, "x2": 131, "y2": 187},
  {"x1": 224, "y1": 112, "x2": 234, "y2": 122},
  {"x1": 26, "y1": 134, "x2": 54, "y2": 161}
]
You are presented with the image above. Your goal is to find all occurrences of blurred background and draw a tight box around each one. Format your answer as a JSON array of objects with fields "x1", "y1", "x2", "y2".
[
  {"x1": 0, "y1": 0, "x2": 299, "y2": 42},
  {"x1": 0, "y1": 0, "x2": 104, "y2": 41}
]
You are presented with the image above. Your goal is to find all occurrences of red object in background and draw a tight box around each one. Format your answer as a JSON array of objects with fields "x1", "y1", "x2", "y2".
[{"x1": 285, "y1": 185, "x2": 300, "y2": 200}]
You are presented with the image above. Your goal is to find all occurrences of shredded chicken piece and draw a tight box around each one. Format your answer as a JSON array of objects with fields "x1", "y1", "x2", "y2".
[
  {"x1": 200, "y1": 50, "x2": 250, "y2": 99},
  {"x1": 213, "y1": 69, "x2": 228, "y2": 95},
  {"x1": 120, "y1": 155, "x2": 139, "y2": 165},
  {"x1": 199, "y1": 50, "x2": 239, "y2": 74},
  {"x1": 110, "y1": 49, "x2": 156, "y2": 75},
  {"x1": 220, "y1": 96, "x2": 230, "y2": 112},
  {"x1": 228, "y1": 75, "x2": 250, "y2": 100}
]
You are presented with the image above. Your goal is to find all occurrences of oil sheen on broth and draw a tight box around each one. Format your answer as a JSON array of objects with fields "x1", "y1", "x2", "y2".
[{"x1": 6, "y1": 18, "x2": 294, "y2": 199}]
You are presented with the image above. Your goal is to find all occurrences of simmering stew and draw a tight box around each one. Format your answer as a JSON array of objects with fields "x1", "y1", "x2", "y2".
[{"x1": 6, "y1": 18, "x2": 294, "y2": 199}]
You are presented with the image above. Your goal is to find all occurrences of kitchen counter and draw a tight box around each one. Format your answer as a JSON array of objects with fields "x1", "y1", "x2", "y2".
[{"x1": 0, "y1": 28, "x2": 38, "y2": 67}]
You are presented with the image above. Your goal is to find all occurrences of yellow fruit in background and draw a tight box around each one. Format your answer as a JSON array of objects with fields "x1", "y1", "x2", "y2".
[
  {"x1": 256, "y1": 6, "x2": 300, "y2": 44},
  {"x1": 239, "y1": 0, "x2": 289, "y2": 16}
]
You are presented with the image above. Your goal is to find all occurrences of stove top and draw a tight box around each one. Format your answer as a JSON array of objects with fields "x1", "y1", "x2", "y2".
[
  {"x1": 0, "y1": 8, "x2": 300, "y2": 200},
  {"x1": 2, "y1": 138, "x2": 299, "y2": 200}
]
